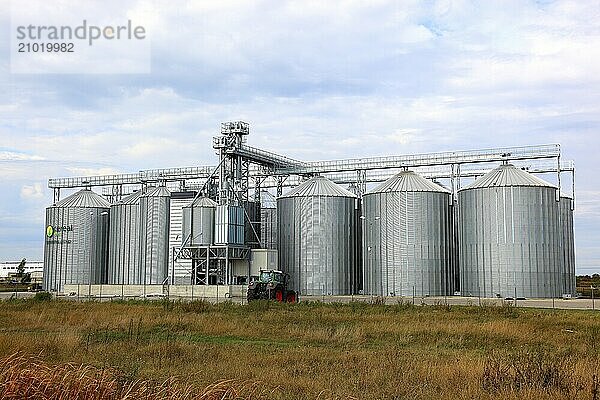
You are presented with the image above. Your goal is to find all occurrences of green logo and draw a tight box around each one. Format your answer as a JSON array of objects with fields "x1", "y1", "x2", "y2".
[{"x1": 46, "y1": 225, "x2": 54, "y2": 238}]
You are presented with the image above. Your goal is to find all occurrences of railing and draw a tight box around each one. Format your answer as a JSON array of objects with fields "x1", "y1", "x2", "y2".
[
  {"x1": 48, "y1": 172, "x2": 143, "y2": 188},
  {"x1": 276, "y1": 144, "x2": 561, "y2": 174},
  {"x1": 48, "y1": 144, "x2": 564, "y2": 189},
  {"x1": 49, "y1": 166, "x2": 216, "y2": 188}
]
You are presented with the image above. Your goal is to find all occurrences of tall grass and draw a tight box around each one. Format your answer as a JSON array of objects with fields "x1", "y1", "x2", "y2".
[
  {"x1": 0, "y1": 352, "x2": 277, "y2": 399},
  {"x1": 0, "y1": 299, "x2": 599, "y2": 399}
]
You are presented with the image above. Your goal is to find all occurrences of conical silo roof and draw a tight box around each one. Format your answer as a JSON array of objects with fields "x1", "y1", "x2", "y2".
[
  {"x1": 460, "y1": 164, "x2": 555, "y2": 191},
  {"x1": 260, "y1": 191, "x2": 277, "y2": 208},
  {"x1": 118, "y1": 190, "x2": 144, "y2": 205},
  {"x1": 143, "y1": 186, "x2": 171, "y2": 197},
  {"x1": 368, "y1": 171, "x2": 450, "y2": 194},
  {"x1": 186, "y1": 196, "x2": 217, "y2": 208},
  {"x1": 54, "y1": 189, "x2": 111, "y2": 208},
  {"x1": 279, "y1": 176, "x2": 357, "y2": 198}
]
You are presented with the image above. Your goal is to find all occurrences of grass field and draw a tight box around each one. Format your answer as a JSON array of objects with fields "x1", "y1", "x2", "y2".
[{"x1": 1, "y1": 298, "x2": 599, "y2": 399}]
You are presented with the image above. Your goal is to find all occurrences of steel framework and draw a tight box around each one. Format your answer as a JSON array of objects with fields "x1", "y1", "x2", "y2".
[{"x1": 175, "y1": 245, "x2": 250, "y2": 285}]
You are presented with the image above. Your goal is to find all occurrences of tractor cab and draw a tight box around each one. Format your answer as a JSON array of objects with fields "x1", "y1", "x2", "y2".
[{"x1": 258, "y1": 270, "x2": 286, "y2": 285}]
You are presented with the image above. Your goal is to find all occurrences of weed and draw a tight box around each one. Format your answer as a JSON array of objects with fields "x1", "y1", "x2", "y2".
[
  {"x1": 0, "y1": 352, "x2": 277, "y2": 399},
  {"x1": 32, "y1": 291, "x2": 53, "y2": 302},
  {"x1": 482, "y1": 349, "x2": 587, "y2": 396},
  {"x1": 177, "y1": 300, "x2": 213, "y2": 313}
]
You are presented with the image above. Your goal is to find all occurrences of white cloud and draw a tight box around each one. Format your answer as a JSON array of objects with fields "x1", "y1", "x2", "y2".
[
  {"x1": 20, "y1": 182, "x2": 44, "y2": 200},
  {"x1": 437, "y1": 1, "x2": 600, "y2": 91},
  {"x1": 123, "y1": 137, "x2": 178, "y2": 158},
  {"x1": 0, "y1": 151, "x2": 44, "y2": 161}
]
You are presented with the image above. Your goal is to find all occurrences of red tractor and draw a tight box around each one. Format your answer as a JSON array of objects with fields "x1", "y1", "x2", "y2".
[{"x1": 247, "y1": 270, "x2": 297, "y2": 303}]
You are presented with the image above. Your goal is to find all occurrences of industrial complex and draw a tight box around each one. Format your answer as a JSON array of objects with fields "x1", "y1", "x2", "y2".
[{"x1": 43, "y1": 121, "x2": 576, "y2": 299}]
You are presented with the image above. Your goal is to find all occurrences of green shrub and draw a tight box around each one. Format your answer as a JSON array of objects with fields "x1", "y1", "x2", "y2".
[{"x1": 32, "y1": 291, "x2": 52, "y2": 302}]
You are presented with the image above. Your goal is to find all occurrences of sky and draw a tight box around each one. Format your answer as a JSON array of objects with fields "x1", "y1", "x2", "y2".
[{"x1": 1, "y1": 0, "x2": 599, "y2": 274}]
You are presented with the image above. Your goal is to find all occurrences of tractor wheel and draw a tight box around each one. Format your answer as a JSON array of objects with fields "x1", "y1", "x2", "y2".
[
  {"x1": 286, "y1": 291, "x2": 297, "y2": 303},
  {"x1": 275, "y1": 289, "x2": 284, "y2": 302}
]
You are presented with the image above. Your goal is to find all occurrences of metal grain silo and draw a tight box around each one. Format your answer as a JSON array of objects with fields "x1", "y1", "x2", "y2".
[
  {"x1": 278, "y1": 176, "x2": 358, "y2": 295},
  {"x1": 169, "y1": 191, "x2": 195, "y2": 284},
  {"x1": 182, "y1": 196, "x2": 216, "y2": 246},
  {"x1": 107, "y1": 190, "x2": 143, "y2": 285},
  {"x1": 43, "y1": 189, "x2": 110, "y2": 292},
  {"x1": 139, "y1": 186, "x2": 170, "y2": 285},
  {"x1": 458, "y1": 164, "x2": 562, "y2": 298},
  {"x1": 559, "y1": 196, "x2": 576, "y2": 296},
  {"x1": 215, "y1": 205, "x2": 245, "y2": 245},
  {"x1": 260, "y1": 191, "x2": 277, "y2": 249},
  {"x1": 362, "y1": 171, "x2": 452, "y2": 297}
]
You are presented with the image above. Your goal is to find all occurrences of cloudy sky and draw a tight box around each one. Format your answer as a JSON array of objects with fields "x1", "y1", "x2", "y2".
[{"x1": 1, "y1": 0, "x2": 599, "y2": 274}]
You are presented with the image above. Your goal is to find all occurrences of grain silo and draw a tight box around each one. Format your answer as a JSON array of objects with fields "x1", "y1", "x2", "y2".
[
  {"x1": 182, "y1": 196, "x2": 217, "y2": 246},
  {"x1": 362, "y1": 171, "x2": 452, "y2": 297},
  {"x1": 107, "y1": 190, "x2": 143, "y2": 284},
  {"x1": 169, "y1": 191, "x2": 196, "y2": 284},
  {"x1": 43, "y1": 189, "x2": 110, "y2": 292},
  {"x1": 260, "y1": 190, "x2": 277, "y2": 249},
  {"x1": 458, "y1": 164, "x2": 562, "y2": 298},
  {"x1": 559, "y1": 196, "x2": 576, "y2": 296},
  {"x1": 215, "y1": 205, "x2": 245, "y2": 245},
  {"x1": 278, "y1": 176, "x2": 358, "y2": 295},
  {"x1": 139, "y1": 186, "x2": 170, "y2": 285}
]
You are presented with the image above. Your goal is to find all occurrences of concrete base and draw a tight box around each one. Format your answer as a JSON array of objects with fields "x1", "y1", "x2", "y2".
[{"x1": 62, "y1": 284, "x2": 248, "y2": 299}]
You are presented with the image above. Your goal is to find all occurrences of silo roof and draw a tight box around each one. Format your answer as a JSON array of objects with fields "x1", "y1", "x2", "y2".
[
  {"x1": 118, "y1": 190, "x2": 144, "y2": 205},
  {"x1": 187, "y1": 196, "x2": 217, "y2": 207},
  {"x1": 54, "y1": 189, "x2": 111, "y2": 208},
  {"x1": 260, "y1": 191, "x2": 277, "y2": 208},
  {"x1": 142, "y1": 186, "x2": 171, "y2": 197},
  {"x1": 460, "y1": 164, "x2": 556, "y2": 190},
  {"x1": 367, "y1": 171, "x2": 450, "y2": 194},
  {"x1": 279, "y1": 176, "x2": 357, "y2": 198}
]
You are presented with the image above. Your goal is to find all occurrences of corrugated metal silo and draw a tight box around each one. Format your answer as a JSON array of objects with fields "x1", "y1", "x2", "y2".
[
  {"x1": 169, "y1": 191, "x2": 195, "y2": 284},
  {"x1": 139, "y1": 186, "x2": 171, "y2": 285},
  {"x1": 182, "y1": 196, "x2": 217, "y2": 246},
  {"x1": 215, "y1": 205, "x2": 245, "y2": 245},
  {"x1": 458, "y1": 164, "x2": 562, "y2": 298},
  {"x1": 43, "y1": 189, "x2": 110, "y2": 292},
  {"x1": 559, "y1": 196, "x2": 576, "y2": 296},
  {"x1": 260, "y1": 191, "x2": 277, "y2": 249},
  {"x1": 107, "y1": 190, "x2": 143, "y2": 284},
  {"x1": 278, "y1": 176, "x2": 358, "y2": 295},
  {"x1": 362, "y1": 171, "x2": 452, "y2": 297}
]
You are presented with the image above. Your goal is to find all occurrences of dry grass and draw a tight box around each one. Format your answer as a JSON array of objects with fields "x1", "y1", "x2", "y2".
[
  {"x1": 0, "y1": 299, "x2": 599, "y2": 399},
  {"x1": 0, "y1": 352, "x2": 278, "y2": 399}
]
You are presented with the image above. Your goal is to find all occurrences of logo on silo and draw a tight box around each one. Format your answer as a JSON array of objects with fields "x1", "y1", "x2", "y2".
[{"x1": 46, "y1": 225, "x2": 54, "y2": 237}]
